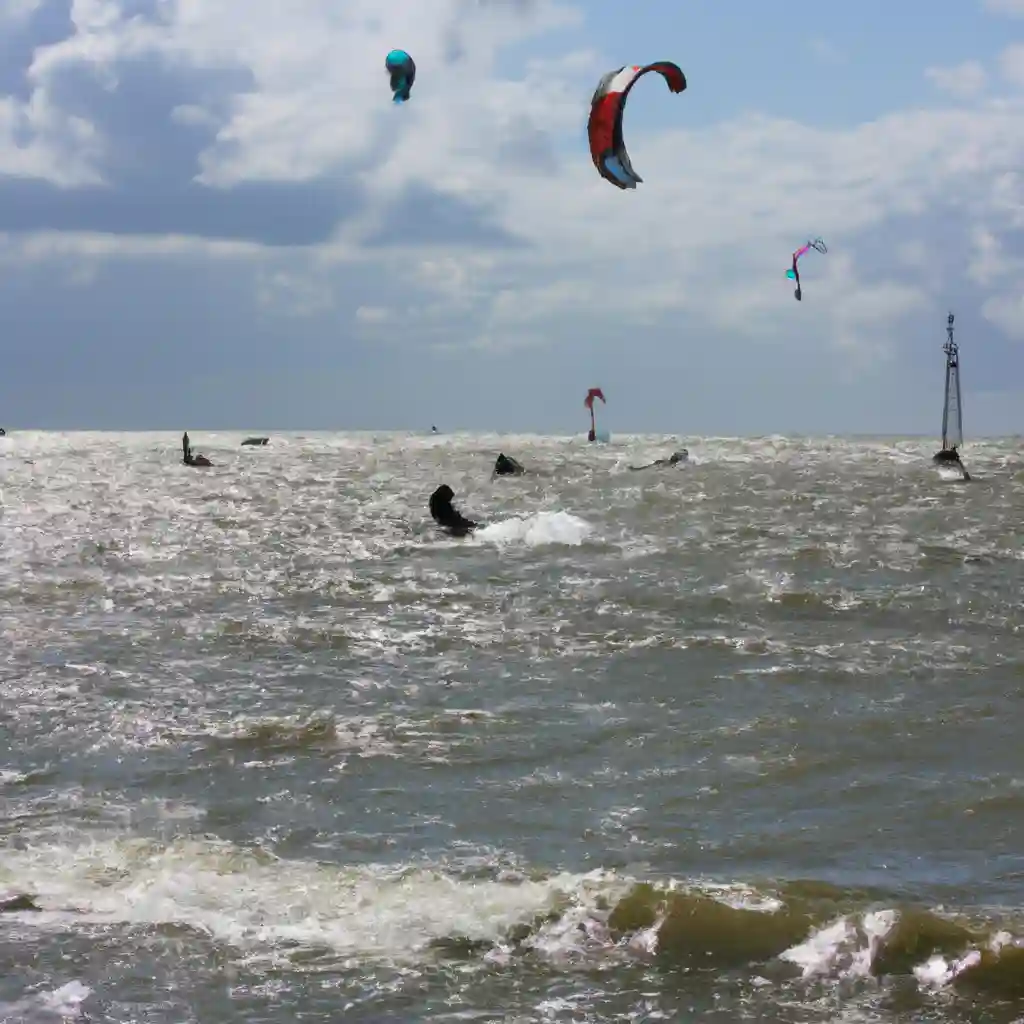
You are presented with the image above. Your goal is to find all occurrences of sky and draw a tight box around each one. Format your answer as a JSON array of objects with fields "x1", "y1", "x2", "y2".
[{"x1": 0, "y1": 0, "x2": 1023, "y2": 435}]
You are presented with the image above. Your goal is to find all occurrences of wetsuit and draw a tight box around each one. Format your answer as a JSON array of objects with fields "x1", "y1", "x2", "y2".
[
  {"x1": 429, "y1": 485, "x2": 478, "y2": 537},
  {"x1": 629, "y1": 450, "x2": 688, "y2": 471},
  {"x1": 493, "y1": 453, "x2": 524, "y2": 476}
]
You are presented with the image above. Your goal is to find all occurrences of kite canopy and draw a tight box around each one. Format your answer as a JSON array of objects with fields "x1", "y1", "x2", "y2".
[
  {"x1": 584, "y1": 387, "x2": 607, "y2": 442},
  {"x1": 587, "y1": 62, "x2": 687, "y2": 189},
  {"x1": 786, "y1": 237, "x2": 826, "y2": 301},
  {"x1": 385, "y1": 49, "x2": 416, "y2": 103}
]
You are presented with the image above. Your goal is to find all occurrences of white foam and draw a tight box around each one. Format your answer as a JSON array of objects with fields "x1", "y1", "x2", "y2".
[
  {"x1": 0, "y1": 837, "x2": 600, "y2": 966},
  {"x1": 476, "y1": 511, "x2": 591, "y2": 547},
  {"x1": 913, "y1": 928, "x2": 1020, "y2": 990},
  {"x1": 913, "y1": 949, "x2": 982, "y2": 988},
  {"x1": 37, "y1": 981, "x2": 91, "y2": 1017},
  {"x1": 0, "y1": 980, "x2": 91, "y2": 1022},
  {"x1": 779, "y1": 910, "x2": 902, "y2": 981},
  {"x1": 850, "y1": 909, "x2": 898, "y2": 977}
]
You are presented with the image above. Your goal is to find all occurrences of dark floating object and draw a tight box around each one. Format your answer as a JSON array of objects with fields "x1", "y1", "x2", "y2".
[
  {"x1": 241, "y1": 437, "x2": 270, "y2": 446},
  {"x1": 493, "y1": 452, "x2": 525, "y2": 476},
  {"x1": 182, "y1": 431, "x2": 212, "y2": 467},
  {"x1": 628, "y1": 449, "x2": 689, "y2": 471},
  {"x1": 0, "y1": 893, "x2": 40, "y2": 913},
  {"x1": 429, "y1": 484, "x2": 478, "y2": 537}
]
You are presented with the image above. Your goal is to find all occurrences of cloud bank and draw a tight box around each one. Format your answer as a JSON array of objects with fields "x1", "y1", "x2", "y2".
[{"x1": 0, "y1": 0, "x2": 1022, "y2": 432}]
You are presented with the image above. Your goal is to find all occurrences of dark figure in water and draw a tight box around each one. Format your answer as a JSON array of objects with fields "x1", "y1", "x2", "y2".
[
  {"x1": 933, "y1": 448, "x2": 970, "y2": 480},
  {"x1": 429, "y1": 484, "x2": 478, "y2": 537},
  {"x1": 0, "y1": 893, "x2": 39, "y2": 913},
  {"x1": 629, "y1": 449, "x2": 689, "y2": 471},
  {"x1": 182, "y1": 431, "x2": 212, "y2": 467},
  {"x1": 241, "y1": 436, "x2": 269, "y2": 446},
  {"x1": 493, "y1": 452, "x2": 524, "y2": 476},
  {"x1": 587, "y1": 428, "x2": 596, "y2": 442}
]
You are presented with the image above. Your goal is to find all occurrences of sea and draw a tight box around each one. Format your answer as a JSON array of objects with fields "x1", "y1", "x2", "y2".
[{"x1": 1, "y1": 430, "x2": 1022, "y2": 1024}]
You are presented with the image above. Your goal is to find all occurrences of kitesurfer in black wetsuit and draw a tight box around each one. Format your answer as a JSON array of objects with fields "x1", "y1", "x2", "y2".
[
  {"x1": 182, "y1": 430, "x2": 212, "y2": 467},
  {"x1": 492, "y1": 452, "x2": 524, "y2": 477},
  {"x1": 629, "y1": 449, "x2": 688, "y2": 471},
  {"x1": 429, "y1": 484, "x2": 478, "y2": 537}
]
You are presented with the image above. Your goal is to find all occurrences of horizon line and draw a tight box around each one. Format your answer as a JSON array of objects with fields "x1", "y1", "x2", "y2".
[{"x1": 2, "y1": 428, "x2": 1021, "y2": 441}]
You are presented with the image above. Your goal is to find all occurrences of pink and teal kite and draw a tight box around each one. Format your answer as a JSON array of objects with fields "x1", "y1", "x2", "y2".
[{"x1": 786, "y1": 237, "x2": 827, "y2": 301}]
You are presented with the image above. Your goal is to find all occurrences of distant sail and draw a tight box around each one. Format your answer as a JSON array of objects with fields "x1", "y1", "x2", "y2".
[
  {"x1": 940, "y1": 313, "x2": 963, "y2": 451},
  {"x1": 584, "y1": 386, "x2": 607, "y2": 442},
  {"x1": 932, "y1": 313, "x2": 970, "y2": 479}
]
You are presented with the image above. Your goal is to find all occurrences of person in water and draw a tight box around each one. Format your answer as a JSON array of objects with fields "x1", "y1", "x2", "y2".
[
  {"x1": 182, "y1": 430, "x2": 212, "y2": 467},
  {"x1": 429, "y1": 484, "x2": 479, "y2": 537},
  {"x1": 492, "y1": 452, "x2": 524, "y2": 477},
  {"x1": 629, "y1": 449, "x2": 689, "y2": 471}
]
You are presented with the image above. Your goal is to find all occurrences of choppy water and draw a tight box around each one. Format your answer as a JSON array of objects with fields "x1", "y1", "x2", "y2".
[{"x1": 1, "y1": 430, "x2": 1023, "y2": 1023}]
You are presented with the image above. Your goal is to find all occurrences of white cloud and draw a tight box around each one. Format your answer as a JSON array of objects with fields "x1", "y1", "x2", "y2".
[
  {"x1": 354, "y1": 305, "x2": 391, "y2": 323},
  {"x1": 982, "y1": 0, "x2": 1024, "y2": 14},
  {"x1": 19, "y1": 0, "x2": 583, "y2": 187},
  {"x1": 0, "y1": 92, "x2": 103, "y2": 185},
  {"x1": 925, "y1": 60, "x2": 988, "y2": 97},
  {"x1": 2, "y1": 0, "x2": 1024, "y2": 376},
  {"x1": 982, "y1": 292, "x2": 1024, "y2": 338},
  {"x1": 170, "y1": 104, "x2": 220, "y2": 129},
  {"x1": 893, "y1": 240, "x2": 930, "y2": 270},
  {"x1": 0, "y1": 0, "x2": 44, "y2": 24},
  {"x1": 967, "y1": 227, "x2": 1020, "y2": 287},
  {"x1": 998, "y1": 42, "x2": 1024, "y2": 86},
  {"x1": 0, "y1": 230, "x2": 263, "y2": 262},
  {"x1": 367, "y1": 96, "x2": 1024, "y2": 356},
  {"x1": 988, "y1": 170, "x2": 1024, "y2": 226},
  {"x1": 255, "y1": 268, "x2": 335, "y2": 316}
]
